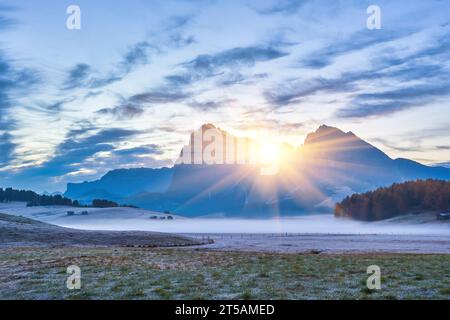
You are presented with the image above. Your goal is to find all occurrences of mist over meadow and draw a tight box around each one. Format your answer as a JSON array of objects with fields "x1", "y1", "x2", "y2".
[{"x1": 58, "y1": 215, "x2": 450, "y2": 236}]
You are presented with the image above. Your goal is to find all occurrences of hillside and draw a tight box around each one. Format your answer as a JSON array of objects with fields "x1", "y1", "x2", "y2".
[
  {"x1": 335, "y1": 179, "x2": 450, "y2": 221},
  {"x1": 65, "y1": 167, "x2": 173, "y2": 204},
  {"x1": 0, "y1": 211, "x2": 204, "y2": 248}
]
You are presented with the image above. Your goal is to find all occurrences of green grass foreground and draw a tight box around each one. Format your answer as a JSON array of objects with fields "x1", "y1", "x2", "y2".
[{"x1": 0, "y1": 247, "x2": 449, "y2": 300}]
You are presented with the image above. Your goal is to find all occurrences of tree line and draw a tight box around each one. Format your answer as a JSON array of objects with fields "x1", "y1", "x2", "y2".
[
  {"x1": 335, "y1": 179, "x2": 450, "y2": 221},
  {"x1": 0, "y1": 187, "x2": 123, "y2": 208}
]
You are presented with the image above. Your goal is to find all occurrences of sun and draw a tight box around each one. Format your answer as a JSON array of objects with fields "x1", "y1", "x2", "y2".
[{"x1": 259, "y1": 141, "x2": 280, "y2": 175}]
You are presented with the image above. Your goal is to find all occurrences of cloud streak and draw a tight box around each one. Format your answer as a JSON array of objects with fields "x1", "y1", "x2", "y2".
[
  {"x1": 266, "y1": 27, "x2": 450, "y2": 119},
  {"x1": 299, "y1": 30, "x2": 407, "y2": 69},
  {"x1": 252, "y1": 0, "x2": 308, "y2": 15},
  {"x1": 26, "y1": 127, "x2": 141, "y2": 177},
  {"x1": 0, "y1": 50, "x2": 40, "y2": 168},
  {"x1": 169, "y1": 45, "x2": 288, "y2": 86},
  {"x1": 0, "y1": 133, "x2": 16, "y2": 167}
]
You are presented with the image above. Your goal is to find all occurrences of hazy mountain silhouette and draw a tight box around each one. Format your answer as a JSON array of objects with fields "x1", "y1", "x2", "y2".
[
  {"x1": 64, "y1": 124, "x2": 450, "y2": 216},
  {"x1": 65, "y1": 167, "x2": 173, "y2": 204}
]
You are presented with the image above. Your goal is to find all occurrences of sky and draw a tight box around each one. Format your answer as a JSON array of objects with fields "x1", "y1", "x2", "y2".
[{"x1": 0, "y1": 0, "x2": 449, "y2": 192}]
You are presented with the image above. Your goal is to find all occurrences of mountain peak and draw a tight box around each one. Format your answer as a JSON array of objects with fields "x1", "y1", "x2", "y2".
[
  {"x1": 315, "y1": 124, "x2": 349, "y2": 135},
  {"x1": 317, "y1": 124, "x2": 337, "y2": 131},
  {"x1": 304, "y1": 124, "x2": 349, "y2": 145},
  {"x1": 200, "y1": 123, "x2": 218, "y2": 130}
]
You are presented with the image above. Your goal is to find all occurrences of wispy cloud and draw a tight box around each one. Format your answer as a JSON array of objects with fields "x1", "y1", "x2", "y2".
[
  {"x1": 252, "y1": 0, "x2": 308, "y2": 15},
  {"x1": 96, "y1": 104, "x2": 144, "y2": 120},
  {"x1": 265, "y1": 77, "x2": 352, "y2": 107},
  {"x1": 299, "y1": 29, "x2": 407, "y2": 69},
  {"x1": 66, "y1": 41, "x2": 159, "y2": 90},
  {"x1": 187, "y1": 98, "x2": 236, "y2": 111},
  {"x1": 266, "y1": 26, "x2": 450, "y2": 119},
  {"x1": 26, "y1": 127, "x2": 141, "y2": 177},
  {"x1": 0, "y1": 50, "x2": 40, "y2": 168},
  {"x1": 167, "y1": 45, "x2": 288, "y2": 87},
  {"x1": 0, "y1": 4, "x2": 16, "y2": 29},
  {"x1": 106, "y1": 44, "x2": 288, "y2": 119},
  {"x1": 99, "y1": 88, "x2": 192, "y2": 120},
  {"x1": 337, "y1": 82, "x2": 450, "y2": 118},
  {"x1": 63, "y1": 15, "x2": 197, "y2": 91},
  {"x1": 62, "y1": 64, "x2": 91, "y2": 90},
  {"x1": 0, "y1": 132, "x2": 16, "y2": 167},
  {"x1": 113, "y1": 144, "x2": 164, "y2": 157}
]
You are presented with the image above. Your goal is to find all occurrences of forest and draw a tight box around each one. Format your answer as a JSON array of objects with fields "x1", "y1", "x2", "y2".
[
  {"x1": 0, "y1": 187, "x2": 120, "y2": 208},
  {"x1": 334, "y1": 179, "x2": 450, "y2": 221}
]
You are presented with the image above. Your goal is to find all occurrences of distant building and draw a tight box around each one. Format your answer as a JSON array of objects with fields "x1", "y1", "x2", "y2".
[
  {"x1": 437, "y1": 213, "x2": 450, "y2": 221},
  {"x1": 67, "y1": 211, "x2": 75, "y2": 216},
  {"x1": 81, "y1": 211, "x2": 88, "y2": 215}
]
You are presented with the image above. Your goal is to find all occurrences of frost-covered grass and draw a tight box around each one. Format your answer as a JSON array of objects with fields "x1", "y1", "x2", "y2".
[{"x1": 0, "y1": 247, "x2": 448, "y2": 300}]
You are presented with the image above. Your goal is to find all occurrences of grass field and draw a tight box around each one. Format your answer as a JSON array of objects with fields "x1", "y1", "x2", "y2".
[{"x1": 1, "y1": 247, "x2": 449, "y2": 300}]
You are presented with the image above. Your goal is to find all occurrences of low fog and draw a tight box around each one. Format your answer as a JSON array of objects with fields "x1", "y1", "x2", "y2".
[
  {"x1": 1, "y1": 203, "x2": 447, "y2": 236},
  {"x1": 59, "y1": 215, "x2": 450, "y2": 236}
]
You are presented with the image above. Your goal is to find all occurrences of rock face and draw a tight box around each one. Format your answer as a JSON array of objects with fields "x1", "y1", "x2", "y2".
[{"x1": 65, "y1": 124, "x2": 450, "y2": 217}]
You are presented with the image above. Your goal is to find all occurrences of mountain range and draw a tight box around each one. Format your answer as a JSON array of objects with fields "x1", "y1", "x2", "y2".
[{"x1": 65, "y1": 124, "x2": 450, "y2": 217}]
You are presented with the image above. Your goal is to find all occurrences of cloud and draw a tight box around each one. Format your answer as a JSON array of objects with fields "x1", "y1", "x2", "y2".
[
  {"x1": 65, "y1": 15, "x2": 197, "y2": 91},
  {"x1": 63, "y1": 63, "x2": 91, "y2": 90},
  {"x1": 0, "y1": 133, "x2": 16, "y2": 167},
  {"x1": 252, "y1": 0, "x2": 307, "y2": 15},
  {"x1": 0, "y1": 126, "x2": 171, "y2": 191},
  {"x1": 220, "y1": 72, "x2": 268, "y2": 86},
  {"x1": 167, "y1": 45, "x2": 288, "y2": 87},
  {"x1": 28, "y1": 127, "x2": 141, "y2": 177},
  {"x1": 113, "y1": 144, "x2": 164, "y2": 157},
  {"x1": 104, "y1": 45, "x2": 288, "y2": 118},
  {"x1": 337, "y1": 80, "x2": 450, "y2": 118},
  {"x1": 186, "y1": 46, "x2": 287, "y2": 74},
  {"x1": 433, "y1": 162, "x2": 450, "y2": 168},
  {"x1": 113, "y1": 45, "x2": 285, "y2": 114},
  {"x1": 128, "y1": 90, "x2": 190, "y2": 104},
  {"x1": 0, "y1": 50, "x2": 40, "y2": 168},
  {"x1": 120, "y1": 41, "x2": 160, "y2": 73},
  {"x1": 265, "y1": 75, "x2": 358, "y2": 106},
  {"x1": 300, "y1": 29, "x2": 408, "y2": 69},
  {"x1": 159, "y1": 15, "x2": 196, "y2": 48},
  {"x1": 0, "y1": 5, "x2": 16, "y2": 30},
  {"x1": 90, "y1": 42, "x2": 158, "y2": 89},
  {"x1": 266, "y1": 27, "x2": 450, "y2": 118},
  {"x1": 61, "y1": 42, "x2": 158, "y2": 91},
  {"x1": 187, "y1": 98, "x2": 236, "y2": 111},
  {"x1": 163, "y1": 15, "x2": 192, "y2": 30},
  {"x1": 72, "y1": 35, "x2": 193, "y2": 90},
  {"x1": 0, "y1": 7, "x2": 39, "y2": 125},
  {"x1": 97, "y1": 104, "x2": 144, "y2": 120},
  {"x1": 96, "y1": 87, "x2": 192, "y2": 120},
  {"x1": 0, "y1": 53, "x2": 39, "y2": 106}
]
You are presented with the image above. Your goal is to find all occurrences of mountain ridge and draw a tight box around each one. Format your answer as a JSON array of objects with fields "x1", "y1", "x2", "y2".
[{"x1": 64, "y1": 124, "x2": 450, "y2": 216}]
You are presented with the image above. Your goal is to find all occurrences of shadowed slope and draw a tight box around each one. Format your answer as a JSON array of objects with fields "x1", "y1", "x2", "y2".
[{"x1": 0, "y1": 212, "x2": 206, "y2": 248}]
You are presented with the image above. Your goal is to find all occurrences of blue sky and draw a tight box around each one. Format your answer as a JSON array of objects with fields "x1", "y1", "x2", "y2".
[{"x1": 0, "y1": 0, "x2": 449, "y2": 192}]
